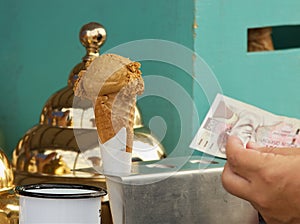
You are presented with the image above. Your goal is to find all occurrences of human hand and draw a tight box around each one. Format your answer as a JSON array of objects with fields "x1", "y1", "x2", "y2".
[{"x1": 222, "y1": 136, "x2": 300, "y2": 224}]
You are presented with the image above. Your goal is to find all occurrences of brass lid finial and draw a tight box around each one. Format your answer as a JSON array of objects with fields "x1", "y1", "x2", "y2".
[
  {"x1": 68, "y1": 22, "x2": 107, "y2": 86},
  {"x1": 79, "y1": 22, "x2": 106, "y2": 61}
]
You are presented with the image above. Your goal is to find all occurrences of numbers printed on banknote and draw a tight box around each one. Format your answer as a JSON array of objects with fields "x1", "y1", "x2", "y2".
[{"x1": 190, "y1": 94, "x2": 300, "y2": 158}]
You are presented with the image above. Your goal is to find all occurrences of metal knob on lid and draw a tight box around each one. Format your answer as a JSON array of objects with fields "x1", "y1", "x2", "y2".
[
  {"x1": 80, "y1": 22, "x2": 106, "y2": 61},
  {"x1": 68, "y1": 22, "x2": 107, "y2": 87}
]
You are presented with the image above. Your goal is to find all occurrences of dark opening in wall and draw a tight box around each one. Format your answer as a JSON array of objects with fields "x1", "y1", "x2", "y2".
[{"x1": 272, "y1": 25, "x2": 300, "y2": 50}]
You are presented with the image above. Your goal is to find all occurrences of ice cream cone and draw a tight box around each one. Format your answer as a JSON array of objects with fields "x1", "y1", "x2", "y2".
[
  {"x1": 94, "y1": 91, "x2": 136, "y2": 153},
  {"x1": 74, "y1": 54, "x2": 144, "y2": 153}
]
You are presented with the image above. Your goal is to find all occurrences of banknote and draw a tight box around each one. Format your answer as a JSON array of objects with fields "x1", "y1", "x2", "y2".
[{"x1": 190, "y1": 93, "x2": 300, "y2": 158}]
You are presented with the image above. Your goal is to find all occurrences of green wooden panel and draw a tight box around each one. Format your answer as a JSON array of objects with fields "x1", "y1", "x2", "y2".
[{"x1": 194, "y1": 0, "x2": 300, "y2": 130}]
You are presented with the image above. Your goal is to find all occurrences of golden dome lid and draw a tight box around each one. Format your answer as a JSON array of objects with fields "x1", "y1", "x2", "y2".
[
  {"x1": 12, "y1": 22, "x2": 166, "y2": 184},
  {"x1": 0, "y1": 149, "x2": 14, "y2": 191}
]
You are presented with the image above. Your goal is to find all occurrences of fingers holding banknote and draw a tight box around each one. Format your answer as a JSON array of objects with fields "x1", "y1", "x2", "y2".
[
  {"x1": 247, "y1": 140, "x2": 300, "y2": 155},
  {"x1": 222, "y1": 135, "x2": 300, "y2": 224}
]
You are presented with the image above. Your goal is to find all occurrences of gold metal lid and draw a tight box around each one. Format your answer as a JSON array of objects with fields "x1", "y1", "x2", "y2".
[
  {"x1": 12, "y1": 22, "x2": 166, "y2": 185},
  {"x1": 0, "y1": 149, "x2": 14, "y2": 191}
]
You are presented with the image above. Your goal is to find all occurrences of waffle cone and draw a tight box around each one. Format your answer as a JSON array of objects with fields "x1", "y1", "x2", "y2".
[
  {"x1": 94, "y1": 91, "x2": 136, "y2": 153},
  {"x1": 73, "y1": 54, "x2": 144, "y2": 154}
]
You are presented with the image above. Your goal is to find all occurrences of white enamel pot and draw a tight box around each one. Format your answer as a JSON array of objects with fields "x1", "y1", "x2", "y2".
[{"x1": 15, "y1": 183, "x2": 107, "y2": 224}]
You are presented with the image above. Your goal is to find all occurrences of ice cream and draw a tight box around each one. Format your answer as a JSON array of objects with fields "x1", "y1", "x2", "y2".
[{"x1": 74, "y1": 53, "x2": 144, "y2": 153}]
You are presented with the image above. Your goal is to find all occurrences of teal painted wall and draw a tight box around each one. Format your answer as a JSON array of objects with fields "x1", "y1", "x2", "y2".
[
  {"x1": 194, "y1": 0, "x2": 300, "y2": 123},
  {"x1": 0, "y1": 0, "x2": 299, "y2": 159}
]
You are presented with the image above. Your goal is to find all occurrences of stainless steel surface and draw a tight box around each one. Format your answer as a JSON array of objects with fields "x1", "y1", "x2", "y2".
[{"x1": 107, "y1": 156, "x2": 258, "y2": 224}]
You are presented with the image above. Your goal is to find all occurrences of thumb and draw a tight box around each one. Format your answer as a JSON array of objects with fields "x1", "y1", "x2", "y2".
[{"x1": 246, "y1": 141, "x2": 261, "y2": 149}]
